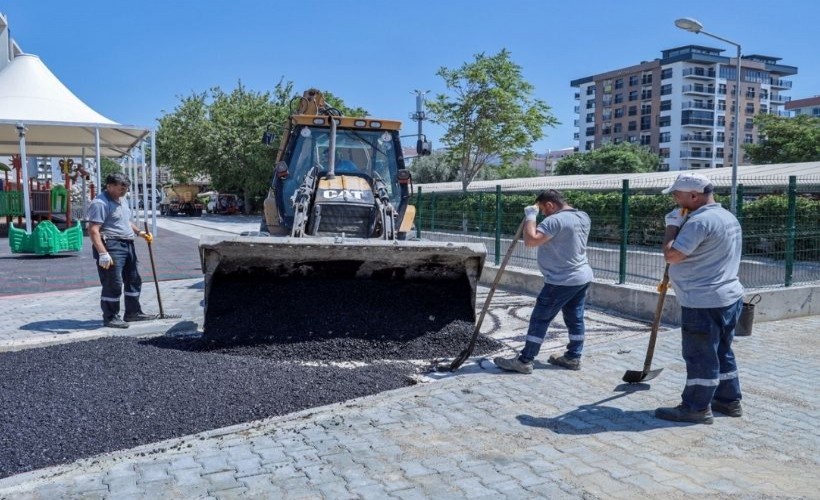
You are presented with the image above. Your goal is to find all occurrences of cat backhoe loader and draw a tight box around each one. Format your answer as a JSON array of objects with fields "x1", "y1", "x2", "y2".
[{"x1": 199, "y1": 89, "x2": 486, "y2": 343}]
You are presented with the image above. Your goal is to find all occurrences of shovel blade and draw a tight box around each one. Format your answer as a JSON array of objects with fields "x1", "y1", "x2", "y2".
[{"x1": 622, "y1": 367, "x2": 664, "y2": 384}]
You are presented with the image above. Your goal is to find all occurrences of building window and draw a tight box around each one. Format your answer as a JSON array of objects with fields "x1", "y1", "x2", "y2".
[
  {"x1": 642, "y1": 73, "x2": 653, "y2": 85},
  {"x1": 614, "y1": 107, "x2": 624, "y2": 118},
  {"x1": 602, "y1": 108, "x2": 612, "y2": 121},
  {"x1": 640, "y1": 116, "x2": 652, "y2": 130},
  {"x1": 613, "y1": 137, "x2": 623, "y2": 144},
  {"x1": 718, "y1": 83, "x2": 727, "y2": 95},
  {"x1": 614, "y1": 123, "x2": 623, "y2": 134},
  {"x1": 659, "y1": 132, "x2": 671, "y2": 143},
  {"x1": 614, "y1": 93, "x2": 623, "y2": 104},
  {"x1": 586, "y1": 126, "x2": 596, "y2": 136},
  {"x1": 629, "y1": 90, "x2": 638, "y2": 101},
  {"x1": 585, "y1": 140, "x2": 594, "y2": 150},
  {"x1": 661, "y1": 68, "x2": 673, "y2": 80},
  {"x1": 660, "y1": 100, "x2": 672, "y2": 111},
  {"x1": 658, "y1": 115, "x2": 671, "y2": 127},
  {"x1": 586, "y1": 113, "x2": 594, "y2": 123},
  {"x1": 718, "y1": 100, "x2": 726, "y2": 111},
  {"x1": 745, "y1": 104, "x2": 755, "y2": 114},
  {"x1": 716, "y1": 131, "x2": 725, "y2": 142},
  {"x1": 641, "y1": 104, "x2": 652, "y2": 115},
  {"x1": 628, "y1": 121, "x2": 637, "y2": 131},
  {"x1": 628, "y1": 105, "x2": 637, "y2": 116},
  {"x1": 640, "y1": 134, "x2": 651, "y2": 145},
  {"x1": 628, "y1": 135, "x2": 638, "y2": 143},
  {"x1": 586, "y1": 86, "x2": 595, "y2": 96},
  {"x1": 660, "y1": 84, "x2": 672, "y2": 96},
  {"x1": 641, "y1": 88, "x2": 653, "y2": 100},
  {"x1": 744, "y1": 133, "x2": 753, "y2": 144},
  {"x1": 615, "y1": 78, "x2": 624, "y2": 89},
  {"x1": 717, "y1": 116, "x2": 726, "y2": 127},
  {"x1": 586, "y1": 100, "x2": 595, "y2": 109},
  {"x1": 746, "y1": 87, "x2": 756, "y2": 99},
  {"x1": 629, "y1": 75, "x2": 639, "y2": 86}
]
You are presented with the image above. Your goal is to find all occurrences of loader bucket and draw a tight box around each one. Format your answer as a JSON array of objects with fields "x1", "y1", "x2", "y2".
[{"x1": 199, "y1": 235, "x2": 487, "y2": 344}]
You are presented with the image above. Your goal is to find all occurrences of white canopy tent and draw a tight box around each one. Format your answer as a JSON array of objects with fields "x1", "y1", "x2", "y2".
[{"x1": 0, "y1": 53, "x2": 155, "y2": 233}]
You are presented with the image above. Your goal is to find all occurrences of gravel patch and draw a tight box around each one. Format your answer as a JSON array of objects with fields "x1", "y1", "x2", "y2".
[{"x1": 0, "y1": 323, "x2": 503, "y2": 478}]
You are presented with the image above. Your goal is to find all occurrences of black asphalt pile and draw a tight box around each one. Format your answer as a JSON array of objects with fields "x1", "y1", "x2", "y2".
[
  {"x1": 149, "y1": 319, "x2": 504, "y2": 362},
  {"x1": 204, "y1": 275, "x2": 479, "y2": 344},
  {"x1": 0, "y1": 337, "x2": 415, "y2": 479}
]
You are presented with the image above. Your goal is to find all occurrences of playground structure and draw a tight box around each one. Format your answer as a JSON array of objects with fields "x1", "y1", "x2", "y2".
[{"x1": 1, "y1": 155, "x2": 92, "y2": 254}]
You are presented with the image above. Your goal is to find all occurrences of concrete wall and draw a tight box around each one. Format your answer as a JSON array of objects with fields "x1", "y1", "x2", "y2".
[{"x1": 479, "y1": 265, "x2": 819, "y2": 327}]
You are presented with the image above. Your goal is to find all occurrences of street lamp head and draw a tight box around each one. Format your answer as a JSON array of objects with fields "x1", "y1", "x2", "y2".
[{"x1": 675, "y1": 17, "x2": 703, "y2": 34}]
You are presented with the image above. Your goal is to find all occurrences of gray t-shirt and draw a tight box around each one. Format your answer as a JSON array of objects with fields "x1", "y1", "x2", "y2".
[
  {"x1": 87, "y1": 191, "x2": 136, "y2": 240},
  {"x1": 536, "y1": 208, "x2": 594, "y2": 286},
  {"x1": 669, "y1": 203, "x2": 744, "y2": 308}
]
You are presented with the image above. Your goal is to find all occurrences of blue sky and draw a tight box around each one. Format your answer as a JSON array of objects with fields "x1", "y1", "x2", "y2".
[{"x1": 3, "y1": 0, "x2": 818, "y2": 153}]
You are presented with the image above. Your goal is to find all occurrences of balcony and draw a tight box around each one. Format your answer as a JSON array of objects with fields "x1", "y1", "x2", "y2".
[
  {"x1": 681, "y1": 101, "x2": 713, "y2": 110},
  {"x1": 682, "y1": 67, "x2": 716, "y2": 79},
  {"x1": 574, "y1": 105, "x2": 580, "y2": 113},
  {"x1": 575, "y1": 92, "x2": 580, "y2": 100},
  {"x1": 681, "y1": 134, "x2": 714, "y2": 143},
  {"x1": 770, "y1": 94, "x2": 792, "y2": 104},
  {"x1": 680, "y1": 150, "x2": 713, "y2": 159},
  {"x1": 682, "y1": 84, "x2": 715, "y2": 95},
  {"x1": 681, "y1": 118, "x2": 714, "y2": 127},
  {"x1": 769, "y1": 78, "x2": 793, "y2": 89},
  {"x1": 768, "y1": 110, "x2": 791, "y2": 117}
]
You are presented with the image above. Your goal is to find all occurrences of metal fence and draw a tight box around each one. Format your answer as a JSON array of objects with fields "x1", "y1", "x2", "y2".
[{"x1": 412, "y1": 175, "x2": 820, "y2": 289}]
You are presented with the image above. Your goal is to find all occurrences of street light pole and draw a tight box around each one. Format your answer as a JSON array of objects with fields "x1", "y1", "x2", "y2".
[{"x1": 675, "y1": 17, "x2": 741, "y2": 214}]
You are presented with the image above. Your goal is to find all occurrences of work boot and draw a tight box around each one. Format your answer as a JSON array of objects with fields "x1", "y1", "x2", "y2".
[
  {"x1": 712, "y1": 399, "x2": 743, "y2": 417},
  {"x1": 104, "y1": 316, "x2": 130, "y2": 329},
  {"x1": 655, "y1": 404, "x2": 714, "y2": 425},
  {"x1": 124, "y1": 312, "x2": 159, "y2": 322},
  {"x1": 548, "y1": 353, "x2": 581, "y2": 371},
  {"x1": 494, "y1": 356, "x2": 533, "y2": 374}
]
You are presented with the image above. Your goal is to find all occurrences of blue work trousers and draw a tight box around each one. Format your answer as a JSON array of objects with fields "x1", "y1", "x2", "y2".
[
  {"x1": 94, "y1": 239, "x2": 143, "y2": 321},
  {"x1": 519, "y1": 282, "x2": 589, "y2": 363},
  {"x1": 680, "y1": 298, "x2": 744, "y2": 411}
]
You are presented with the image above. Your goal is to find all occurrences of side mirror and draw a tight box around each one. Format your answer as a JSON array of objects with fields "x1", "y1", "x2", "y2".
[{"x1": 416, "y1": 139, "x2": 432, "y2": 156}]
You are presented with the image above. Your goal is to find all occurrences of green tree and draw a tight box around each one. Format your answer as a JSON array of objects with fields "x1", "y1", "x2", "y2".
[
  {"x1": 427, "y1": 49, "x2": 558, "y2": 191},
  {"x1": 744, "y1": 114, "x2": 820, "y2": 164},
  {"x1": 99, "y1": 157, "x2": 124, "y2": 181},
  {"x1": 486, "y1": 161, "x2": 539, "y2": 180},
  {"x1": 408, "y1": 150, "x2": 458, "y2": 183},
  {"x1": 555, "y1": 143, "x2": 660, "y2": 175}
]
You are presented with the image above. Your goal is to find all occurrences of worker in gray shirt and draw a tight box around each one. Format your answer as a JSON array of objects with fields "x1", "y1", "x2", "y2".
[
  {"x1": 655, "y1": 173, "x2": 745, "y2": 425},
  {"x1": 87, "y1": 173, "x2": 157, "y2": 329},
  {"x1": 495, "y1": 189, "x2": 594, "y2": 374}
]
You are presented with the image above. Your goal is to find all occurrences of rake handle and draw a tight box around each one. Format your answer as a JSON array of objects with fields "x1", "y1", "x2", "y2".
[{"x1": 144, "y1": 221, "x2": 165, "y2": 318}]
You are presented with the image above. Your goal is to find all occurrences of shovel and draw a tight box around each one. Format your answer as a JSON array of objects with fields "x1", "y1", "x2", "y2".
[
  {"x1": 622, "y1": 208, "x2": 688, "y2": 384},
  {"x1": 441, "y1": 217, "x2": 526, "y2": 372}
]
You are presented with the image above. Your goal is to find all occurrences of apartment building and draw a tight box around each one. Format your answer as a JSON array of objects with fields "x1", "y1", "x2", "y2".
[
  {"x1": 571, "y1": 45, "x2": 797, "y2": 171},
  {"x1": 785, "y1": 95, "x2": 820, "y2": 117}
]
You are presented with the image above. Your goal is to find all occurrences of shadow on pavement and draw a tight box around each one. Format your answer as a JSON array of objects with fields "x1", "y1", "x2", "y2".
[
  {"x1": 20, "y1": 319, "x2": 102, "y2": 334},
  {"x1": 517, "y1": 384, "x2": 692, "y2": 433}
]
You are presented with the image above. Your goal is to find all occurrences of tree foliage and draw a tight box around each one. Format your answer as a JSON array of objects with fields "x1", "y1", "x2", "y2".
[
  {"x1": 744, "y1": 114, "x2": 820, "y2": 164},
  {"x1": 427, "y1": 49, "x2": 558, "y2": 191},
  {"x1": 555, "y1": 143, "x2": 661, "y2": 175},
  {"x1": 408, "y1": 150, "x2": 458, "y2": 183}
]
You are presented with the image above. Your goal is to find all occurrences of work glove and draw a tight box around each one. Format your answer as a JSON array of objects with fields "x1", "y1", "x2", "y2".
[
  {"x1": 664, "y1": 208, "x2": 686, "y2": 228},
  {"x1": 524, "y1": 205, "x2": 539, "y2": 222},
  {"x1": 98, "y1": 253, "x2": 113, "y2": 270},
  {"x1": 139, "y1": 231, "x2": 154, "y2": 243}
]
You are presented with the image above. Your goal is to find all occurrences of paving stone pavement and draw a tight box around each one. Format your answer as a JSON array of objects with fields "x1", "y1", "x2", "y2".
[{"x1": 1, "y1": 216, "x2": 818, "y2": 499}]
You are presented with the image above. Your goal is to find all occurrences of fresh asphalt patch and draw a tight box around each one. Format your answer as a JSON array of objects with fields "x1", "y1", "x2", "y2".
[{"x1": 0, "y1": 324, "x2": 503, "y2": 479}]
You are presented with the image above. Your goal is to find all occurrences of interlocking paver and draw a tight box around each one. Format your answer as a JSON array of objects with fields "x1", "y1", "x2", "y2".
[{"x1": 0, "y1": 217, "x2": 818, "y2": 498}]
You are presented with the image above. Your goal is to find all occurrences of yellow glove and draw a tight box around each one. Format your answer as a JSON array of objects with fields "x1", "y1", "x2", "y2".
[{"x1": 139, "y1": 231, "x2": 154, "y2": 243}]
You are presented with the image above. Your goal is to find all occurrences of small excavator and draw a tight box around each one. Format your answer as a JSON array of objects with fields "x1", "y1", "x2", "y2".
[{"x1": 199, "y1": 89, "x2": 486, "y2": 343}]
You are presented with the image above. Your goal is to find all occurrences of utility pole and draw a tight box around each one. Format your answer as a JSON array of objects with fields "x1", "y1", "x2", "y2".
[{"x1": 410, "y1": 90, "x2": 430, "y2": 155}]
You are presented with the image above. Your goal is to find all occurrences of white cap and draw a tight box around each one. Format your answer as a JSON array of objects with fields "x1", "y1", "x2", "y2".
[{"x1": 661, "y1": 173, "x2": 713, "y2": 194}]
